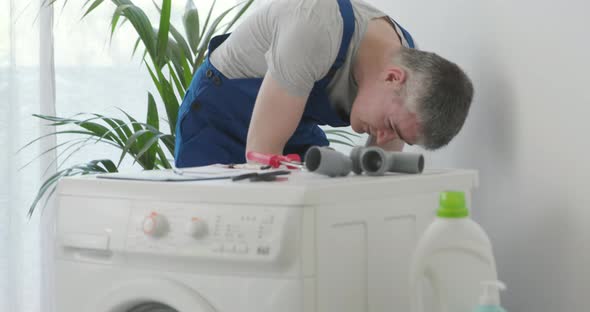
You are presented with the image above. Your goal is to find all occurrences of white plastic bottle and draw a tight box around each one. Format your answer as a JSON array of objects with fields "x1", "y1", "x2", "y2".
[{"x1": 410, "y1": 191, "x2": 499, "y2": 312}]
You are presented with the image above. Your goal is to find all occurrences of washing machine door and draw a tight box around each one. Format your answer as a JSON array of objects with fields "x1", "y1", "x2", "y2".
[{"x1": 90, "y1": 278, "x2": 216, "y2": 312}]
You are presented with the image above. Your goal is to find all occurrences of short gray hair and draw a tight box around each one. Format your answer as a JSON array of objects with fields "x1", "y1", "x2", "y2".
[{"x1": 394, "y1": 47, "x2": 474, "y2": 150}]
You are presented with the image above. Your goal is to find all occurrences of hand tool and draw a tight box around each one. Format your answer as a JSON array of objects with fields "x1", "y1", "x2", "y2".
[
  {"x1": 231, "y1": 170, "x2": 291, "y2": 182},
  {"x1": 246, "y1": 151, "x2": 303, "y2": 169}
]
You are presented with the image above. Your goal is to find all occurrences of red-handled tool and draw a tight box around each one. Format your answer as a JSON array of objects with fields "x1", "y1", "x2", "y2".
[{"x1": 246, "y1": 151, "x2": 303, "y2": 169}]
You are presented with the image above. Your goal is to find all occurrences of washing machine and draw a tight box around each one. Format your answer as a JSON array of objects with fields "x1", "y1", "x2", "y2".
[{"x1": 52, "y1": 169, "x2": 477, "y2": 312}]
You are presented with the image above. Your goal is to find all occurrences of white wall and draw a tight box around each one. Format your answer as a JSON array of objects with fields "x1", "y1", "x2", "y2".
[{"x1": 367, "y1": 0, "x2": 589, "y2": 310}]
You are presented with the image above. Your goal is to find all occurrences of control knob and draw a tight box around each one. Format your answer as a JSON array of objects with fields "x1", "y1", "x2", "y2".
[
  {"x1": 185, "y1": 217, "x2": 208, "y2": 238},
  {"x1": 142, "y1": 212, "x2": 168, "y2": 237}
]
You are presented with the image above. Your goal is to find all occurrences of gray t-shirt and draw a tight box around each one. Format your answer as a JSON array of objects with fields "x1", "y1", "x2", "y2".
[{"x1": 209, "y1": 0, "x2": 411, "y2": 117}]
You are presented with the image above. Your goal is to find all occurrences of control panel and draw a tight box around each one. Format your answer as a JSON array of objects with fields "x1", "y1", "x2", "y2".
[{"x1": 126, "y1": 201, "x2": 292, "y2": 262}]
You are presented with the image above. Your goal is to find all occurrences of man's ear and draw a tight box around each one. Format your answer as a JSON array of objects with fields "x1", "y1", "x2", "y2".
[{"x1": 384, "y1": 66, "x2": 406, "y2": 88}]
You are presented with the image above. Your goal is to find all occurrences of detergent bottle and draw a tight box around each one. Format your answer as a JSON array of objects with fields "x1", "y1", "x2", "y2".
[
  {"x1": 473, "y1": 280, "x2": 508, "y2": 312},
  {"x1": 410, "y1": 191, "x2": 499, "y2": 312}
]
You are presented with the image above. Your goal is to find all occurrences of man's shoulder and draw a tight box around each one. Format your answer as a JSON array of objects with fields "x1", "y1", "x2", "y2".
[{"x1": 271, "y1": 0, "x2": 340, "y2": 23}]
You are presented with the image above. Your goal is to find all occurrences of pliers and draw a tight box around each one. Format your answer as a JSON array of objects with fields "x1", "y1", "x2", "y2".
[
  {"x1": 231, "y1": 170, "x2": 291, "y2": 182},
  {"x1": 245, "y1": 151, "x2": 304, "y2": 169}
]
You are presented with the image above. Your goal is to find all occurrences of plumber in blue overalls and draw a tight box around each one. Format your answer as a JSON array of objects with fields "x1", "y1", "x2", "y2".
[{"x1": 174, "y1": 0, "x2": 416, "y2": 168}]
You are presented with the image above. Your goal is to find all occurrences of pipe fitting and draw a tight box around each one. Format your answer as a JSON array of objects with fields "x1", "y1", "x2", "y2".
[
  {"x1": 360, "y1": 147, "x2": 424, "y2": 176},
  {"x1": 304, "y1": 146, "x2": 352, "y2": 177},
  {"x1": 349, "y1": 146, "x2": 365, "y2": 175}
]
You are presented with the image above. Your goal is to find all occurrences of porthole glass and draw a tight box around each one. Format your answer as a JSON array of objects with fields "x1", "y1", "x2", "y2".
[{"x1": 126, "y1": 302, "x2": 178, "y2": 312}]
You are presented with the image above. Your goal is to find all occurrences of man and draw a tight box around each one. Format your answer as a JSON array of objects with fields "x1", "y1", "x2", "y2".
[{"x1": 174, "y1": 0, "x2": 473, "y2": 168}]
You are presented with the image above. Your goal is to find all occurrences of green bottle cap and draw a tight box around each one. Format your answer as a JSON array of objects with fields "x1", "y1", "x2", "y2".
[{"x1": 438, "y1": 191, "x2": 469, "y2": 218}]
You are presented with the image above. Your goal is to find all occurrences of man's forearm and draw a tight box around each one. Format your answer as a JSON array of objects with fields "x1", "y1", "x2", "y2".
[{"x1": 246, "y1": 72, "x2": 308, "y2": 159}]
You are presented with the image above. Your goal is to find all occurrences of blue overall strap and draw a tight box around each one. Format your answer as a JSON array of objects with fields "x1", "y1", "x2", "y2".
[
  {"x1": 207, "y1": 33, "x2": 231, "y2": 54},
  {"x1": 395, "y1": 22, "x2": 416, "y2": 49},
  {"x1": 315, "y1": 0, "x2": 355, "y2": 89}
]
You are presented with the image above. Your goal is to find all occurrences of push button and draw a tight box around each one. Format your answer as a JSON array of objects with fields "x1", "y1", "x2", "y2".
[
  {"x1": 191, "y1": 101, "x2": 201, "y2": 111},
  {"x1": 223, "y1": 243, "x2": 236, "y2": 253},
  {"x1": 257, "y1": 245, "x2": 270, "y2": 255},
  {"x1": 211, "y1": 242, "x2": 223, "y2": 252},
  {"x1": 212, "y1": 76, "x2": 222, "y2": 86},
  {"x1": 236, "y1": 243, "x2": 248, "y2": 254},
  {"x1": 206, "y1": 69, "x2": 213, "y2": 78}
]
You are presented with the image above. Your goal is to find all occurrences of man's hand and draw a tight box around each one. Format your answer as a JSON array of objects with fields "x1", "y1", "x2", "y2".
[
  {"x1": 246, "y1": 72, "x2": 308, "y2": 158},
  {"x1": 365, "y1": 135, "x2": 405, "y2": 151}
]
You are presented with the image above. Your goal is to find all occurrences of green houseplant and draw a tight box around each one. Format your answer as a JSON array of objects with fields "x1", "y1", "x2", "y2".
[{"x1": 25, "y1": 0, "x2": 358, "y2": 217}]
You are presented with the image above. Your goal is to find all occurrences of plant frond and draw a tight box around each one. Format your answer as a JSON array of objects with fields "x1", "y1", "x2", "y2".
[
  {"x1": 325, "y1": 130, "x2": 358, "y2": 145},
  {"x1": 155, "y1": 0, "x2": 171, "y2": 67},
  {"x1": 18, "y1": 137, "x2": 87, "y2": 172},
  {"x1": 183, "y1": 0, "x2": 200, "y2": 56},
  {"x1": 82, "y1": 0, "x2": 104, "y2": 19}
]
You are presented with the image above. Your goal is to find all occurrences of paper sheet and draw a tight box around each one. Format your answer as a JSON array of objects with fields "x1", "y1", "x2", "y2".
[{"x1": 96, "y1": 164, "x2": 275, "y2": 182}]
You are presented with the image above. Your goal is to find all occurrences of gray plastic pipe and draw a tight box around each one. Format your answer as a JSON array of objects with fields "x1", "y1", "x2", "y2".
[
  {"x1": 360, "y1": 147, "x2": 424, "y2": 176},
  {"x1": 349, "y1": 146, "x2": 364, "y2": 175},
  {"x1": 304, "y1": 146, "x2": 352, "y2": 177}
]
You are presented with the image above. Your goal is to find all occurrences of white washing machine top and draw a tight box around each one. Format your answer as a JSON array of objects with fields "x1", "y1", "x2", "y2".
[
  {"x1": 54, "y1": 168, "x2": 479, "y2": 312},
  {"x1": 57, "y1": 169, "x2": 478, "y2": 206}
]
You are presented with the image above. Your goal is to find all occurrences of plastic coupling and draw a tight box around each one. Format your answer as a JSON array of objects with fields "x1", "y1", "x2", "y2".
[
  {"x1": 360, "y1": 147, "x2": 424, "y2": 176},
  {"x1": 349, "y1": 146, "x2": 365, "y2": 175},
  {"x1": 304, "y1": 146, "x2": 352, "y2": 177}
]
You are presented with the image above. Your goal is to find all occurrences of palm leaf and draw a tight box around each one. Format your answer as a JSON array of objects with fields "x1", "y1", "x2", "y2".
[
  {"x1": 145, "y1": 63, "x2": 163, "y2": 95},
  {"x1": 117, "y1": 3, "x2": 157, "y2": 63},
  {"x1": 154, "y1": 67, "x2": 179, "y2": 135},
  {"x1": 34, "y1": 113, "x2": 120, "y2": 144},
  {"x1": 143, "y1": 93, "x2": 160, "y2": 169},
  {"x1": 145, "y1": 63, "x2": 178, "y2": 135},
  {"x1": 18, "y1": 130, "x2": 96, "y2": 153},
  {"x1": 155, "y1": 0, "x2": 171, "y2": 67},
  {"x1": 183, "y1": 0, "x2": 200, "y2": 56},
  {"x1": 156, "y1": 147, "x2": 172, "y2": 169},
  {"x1": 101, "y1": 112, "x2": 135, "y2": 140},
  {"x1": 146, "y1": 92, "x2": 159, "y2": 131},
  {"x1": 110, "y1": 4, "x2": 133, "y2": 41},
  {"x1": 131, "y1": 36, "x2": 142, "y2": 57},
  {"x1": 32, "y1": 113, "x2": 85, "y2": 125},
  {"x1": 82, "y1": 0, "x2": 104, "y2": 19},
  {"x1": 179, "y1": 48, "x2": 193, "y2": 88},
  {"x1": 118, "y1": 108, "x2": 143, "y2": 132},
  {"x1": 167, "y1": 63, "x2": 186, "y2": 100},
  {"x1": 29, "y1": 169, "x2": 69, "y2": 217},
  {"x1": 151, "y1": 0, "x2": 192, "y2": 67},
  {"x1": 221, "y1": 0, "x2": 254, "y2": 34},
  {"x1": 116, "y1": 108, "x2": 150, "y2": 166},
  {"x1": 54, "y1": 136, "x2": 119, "y2": 173},
  {"x1": 165, "y1": 37, "x2": 187, "y2": 86},
  {"x1": 194, "y1": 2, "x2": 240, "y2": 67},
  {"x1": 324, "y1": 128, "x2": 361, "y2": 137},
  {"x1": 169, "y1": 25, "x2": 192, "y2": 72},
  {"x1": 77, "y1": 120, "x2": 117, "y2": 141},
  {"x1": 159, "y1": 134, "x2": 175, "y2": 155},
  {"x1": 91, "y1": 114, "x2": 129, "y2": 146},
  {"x1": 117, "y1": 129, "x2": 150, "y2": 166},
  {"x1": 28, "y1": 159, "x2": 119, "y2": 217},
  {"x1": 325, "y1": 131, "x2": 358, "y2": 145},
  {"x1": 133, "y1": 134, "x2": 161, "y2": 166},
  {"x1": 328, "y1": 138, "x2": 356, "y2": 147},
  {"x1": 200, "y1": 0, "x2": 216, "y2": 41},
  {"x1": 19, "y1": 138, "x2": 87, "y2": 171},
  {"x1": 44, "y1": 139, "x2": 98, "y2": 176}
]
